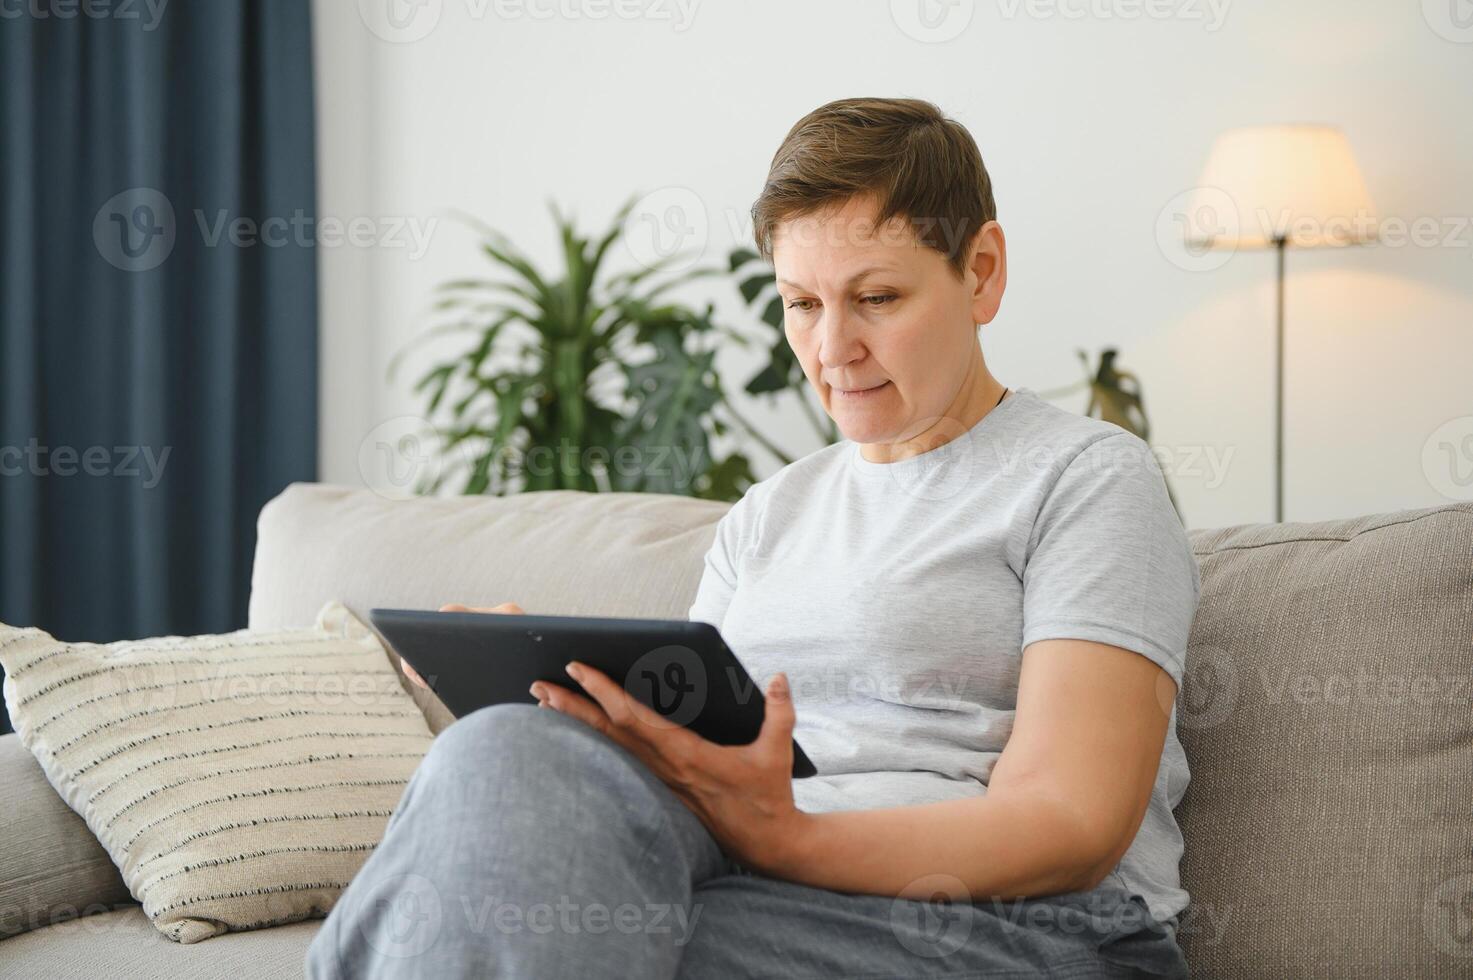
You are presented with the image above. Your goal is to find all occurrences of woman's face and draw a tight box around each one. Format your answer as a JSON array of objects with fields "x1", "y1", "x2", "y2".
[{"x1": 771, "y1": 193, "x2": 1006, "y2": 448}]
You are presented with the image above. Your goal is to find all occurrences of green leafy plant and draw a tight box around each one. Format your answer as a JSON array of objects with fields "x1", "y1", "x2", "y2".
[
  {"x1": 1039, "y1": 349, "x2": 1182, "y2": 518},
  {"x1": 394, "y1": 197, "x2": 760, "y2": 500},
  {"x1": 726, "y1": 247, "x2": 839, "y2": 462}
]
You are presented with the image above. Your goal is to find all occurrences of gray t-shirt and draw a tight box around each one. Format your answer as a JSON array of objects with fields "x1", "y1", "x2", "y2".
[{"x1": 686, "y1": 385, "x2": 1201, "y2": 926}]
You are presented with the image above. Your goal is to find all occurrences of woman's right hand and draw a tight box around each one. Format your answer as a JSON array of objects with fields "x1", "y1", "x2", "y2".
[{"x1": 398, "y1": 601, "x2": 525, "y2": 690}]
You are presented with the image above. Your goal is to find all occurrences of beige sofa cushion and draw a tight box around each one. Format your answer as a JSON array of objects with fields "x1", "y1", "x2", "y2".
[
  {"x1": 0, "y1": 907, "x2": 319, "y2": 978},
  {"x1": 0, "y1": 602, "x2": 433, "y2": 944},
  {"x1": 249, "y1": 484, "x2": 728, "y2": 731},
  {"x1": 0, "y1": 734, "x2": 134, "y2": 940},
  {"x1": 1176, "y1": 501, "x2": 1473, "y2": 977}
]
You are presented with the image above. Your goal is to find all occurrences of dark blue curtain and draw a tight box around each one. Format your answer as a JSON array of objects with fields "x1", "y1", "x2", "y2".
[{"x1": 0, "y1": 2, "x2": 318, "y2": 733}]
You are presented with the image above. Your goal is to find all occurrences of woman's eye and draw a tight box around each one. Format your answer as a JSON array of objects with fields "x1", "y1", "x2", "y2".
[
  {"x1": 861, "y1": 294, "x2": 897, "y2": 307},
  {"x1": 786, "y1": 299, "x2": 815, "y2": 312}
]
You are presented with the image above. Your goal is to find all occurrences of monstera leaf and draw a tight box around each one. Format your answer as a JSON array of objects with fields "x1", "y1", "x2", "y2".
[{"x1": 614, "y1": 330, "x2": 722, "y2": 495}]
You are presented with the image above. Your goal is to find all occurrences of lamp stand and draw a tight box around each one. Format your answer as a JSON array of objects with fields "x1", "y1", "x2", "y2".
[{"x1": 1273, "y1": 235, "x2": 1286, "y2": 524}]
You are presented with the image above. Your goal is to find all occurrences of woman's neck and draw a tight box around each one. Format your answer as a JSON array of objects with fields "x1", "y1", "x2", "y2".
[{"x1": 859, "y1": 353, "x2": 1007, "y2": 464}]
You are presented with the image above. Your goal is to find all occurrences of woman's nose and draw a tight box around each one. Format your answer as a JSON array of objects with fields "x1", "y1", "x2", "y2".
[{"x1": 816, "y1": 308, "x2": 865, "y2": 369}]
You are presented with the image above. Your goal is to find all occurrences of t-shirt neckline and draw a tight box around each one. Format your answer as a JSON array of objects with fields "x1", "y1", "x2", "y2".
[{"x1": 847, "y1": 385, "x2": 1032, "y2": 476}]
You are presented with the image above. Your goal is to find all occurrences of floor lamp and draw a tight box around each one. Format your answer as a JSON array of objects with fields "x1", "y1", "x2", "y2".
[{"x1": 1184, "y1": 125, "x2": 1377, "y2": 523}]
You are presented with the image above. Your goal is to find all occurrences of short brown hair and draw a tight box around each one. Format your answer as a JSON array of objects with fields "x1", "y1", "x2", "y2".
[{"x1": 750, "y1": 97, "x2": 997, "y2": 279}]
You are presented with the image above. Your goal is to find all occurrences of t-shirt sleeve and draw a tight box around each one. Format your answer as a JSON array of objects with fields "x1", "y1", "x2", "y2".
[
  {"x1": 1020, "y1": 431, "x2": 1201, "y2": 689},
  {"x1": 686, "y1": 487, "x2": 757, "y2": 629}
]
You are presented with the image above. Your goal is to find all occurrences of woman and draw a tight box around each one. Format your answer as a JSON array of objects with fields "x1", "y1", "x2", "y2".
[{"x1": 308, "y1": 97, "x2": 1200, "y2": 978}]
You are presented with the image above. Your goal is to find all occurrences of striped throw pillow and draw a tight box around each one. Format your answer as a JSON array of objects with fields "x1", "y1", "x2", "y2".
[{"x1": 0, "y1": 601, "x2": 433, "y2": 943}]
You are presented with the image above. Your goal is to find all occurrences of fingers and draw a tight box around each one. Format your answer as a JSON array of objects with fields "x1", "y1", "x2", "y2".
[
  {"x1": 530, "y1": 681, "x2": 610, "y2": 735},
  {"x1": 439, "y1": 602, "x2": 525, "y2": 614},
  {"x1": 754, "y1": 672, "x2": 797, "y2": 767},
  {"x1": 566, "y1": 661, "x2": 684, "y2": 735},
  {"x1": 565, "y1": 660, "x2": 711, "y2": 780},
  {"x1": 400, "y1": 657, "x2": 428, "y2": 690}
]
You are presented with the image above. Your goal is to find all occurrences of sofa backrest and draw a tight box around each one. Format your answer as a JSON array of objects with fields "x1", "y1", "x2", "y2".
[
  {"x1": 1173, "y1": 501, "x2": 1473, "y2": 977},
  {"x1": 248, "y1": 484, "x2": 729, "y2": 729},
  {"x1": 249, "y1": 484, "x2": 1473, "y2": 976}
]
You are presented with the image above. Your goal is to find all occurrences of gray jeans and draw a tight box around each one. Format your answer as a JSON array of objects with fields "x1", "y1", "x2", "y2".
[{"x1": 305, "y1": 704, "x2": 1189, "y2": 979}]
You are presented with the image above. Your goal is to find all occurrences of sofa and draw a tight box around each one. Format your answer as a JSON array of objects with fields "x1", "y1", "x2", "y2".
[{"x1": 1, "y1": 483, "x2": 1470, "y2": 978}]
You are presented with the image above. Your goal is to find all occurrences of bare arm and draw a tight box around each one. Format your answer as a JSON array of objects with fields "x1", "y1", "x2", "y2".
[
  {"x1": 539, "y1": 635, "x2": 1175, "y2": 902},
  {"x1": 758, "y1": 637, "x2": 1173, "y2": 900}
]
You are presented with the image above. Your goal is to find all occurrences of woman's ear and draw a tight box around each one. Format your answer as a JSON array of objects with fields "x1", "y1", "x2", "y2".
[{"x1": 968, "y1": 220, "x2": 1007, "y2": 326}]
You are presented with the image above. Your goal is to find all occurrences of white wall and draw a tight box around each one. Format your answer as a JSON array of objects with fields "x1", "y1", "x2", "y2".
[{"x1": 311, "y1": 0, "x2": 1473, "y2": 529}]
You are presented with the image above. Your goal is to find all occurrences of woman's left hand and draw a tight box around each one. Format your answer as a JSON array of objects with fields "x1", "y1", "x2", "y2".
[{"x1": 531, "y1": 661, "x2": 808, "y2": 875}]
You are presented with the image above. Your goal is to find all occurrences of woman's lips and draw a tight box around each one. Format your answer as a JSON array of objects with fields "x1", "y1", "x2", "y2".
[{"x1": 833, "y1": 380, "x2": 891, "y2": 399}]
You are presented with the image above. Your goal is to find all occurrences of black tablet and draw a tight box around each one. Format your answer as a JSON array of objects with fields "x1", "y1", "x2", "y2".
[{"x1": 369, "y1": 608, "x2": 817, "y2": 778}]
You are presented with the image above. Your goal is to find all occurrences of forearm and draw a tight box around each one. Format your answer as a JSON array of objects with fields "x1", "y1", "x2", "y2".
[{"x1": 759, "y1": 791, "x2": 1106, "y2": 902}]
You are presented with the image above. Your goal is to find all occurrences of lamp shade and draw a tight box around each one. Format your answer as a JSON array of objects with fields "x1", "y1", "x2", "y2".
[{"x1": 1185, "y1": 125, "x2": 1377, "y2": 249}]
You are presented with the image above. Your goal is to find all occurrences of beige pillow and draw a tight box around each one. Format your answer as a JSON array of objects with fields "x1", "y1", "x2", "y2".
[{"x1": 0, "y1": 601, "x2": 433, "y2": 943}]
